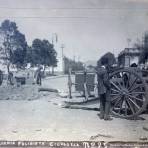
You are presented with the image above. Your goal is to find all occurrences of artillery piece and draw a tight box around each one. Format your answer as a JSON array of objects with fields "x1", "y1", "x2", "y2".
[{"x1": 67, "y1": 67, "x2": 148, "y2": 119}]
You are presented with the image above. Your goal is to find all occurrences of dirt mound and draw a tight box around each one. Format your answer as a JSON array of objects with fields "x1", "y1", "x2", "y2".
[{"x1": 0, "y1": 84, "x2": 50, "y2": 100}]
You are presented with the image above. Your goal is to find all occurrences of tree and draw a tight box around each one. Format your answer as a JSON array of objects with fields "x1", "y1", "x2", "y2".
[
  {"x1": 50, "y1": 45, "x2": 58, "y2": 74},
  {"x1": 12, "y1": 30, "x2": 28, "y2": 67},
  {"x1": 64, "y1": 56, "x2": 84, "y2": 74},
  {"x1": 97, "y1": 52, "x2": 116, "y2": 67},
  {"x1": 26, "y1": 46, "x2": 33, "y2": 66},
  {"x1": 0, "y1": 19, "x2": 27, "y2": 72},
  {"x1": 30, "y1": 39, "x2": 57, "y2": 73}
]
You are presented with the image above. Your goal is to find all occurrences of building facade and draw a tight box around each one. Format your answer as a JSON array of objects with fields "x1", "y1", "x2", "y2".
[{"x1": 118, "y1": 48, "x2": 141, "y2": 67}]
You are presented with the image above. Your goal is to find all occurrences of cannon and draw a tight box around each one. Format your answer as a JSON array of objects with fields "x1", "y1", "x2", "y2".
[{"x1": 67, "y1": 67, "x2": 148, "y2": 119}]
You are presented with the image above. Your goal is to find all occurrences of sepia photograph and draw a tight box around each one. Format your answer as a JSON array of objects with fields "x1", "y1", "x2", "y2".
[{"x1": 0, "y1": 0, "x2": 148, "y2": 147}]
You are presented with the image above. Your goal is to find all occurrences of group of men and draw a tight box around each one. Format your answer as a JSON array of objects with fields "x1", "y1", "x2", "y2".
[{"x1": 6, "y1": 66, "x2": 43, "y2": 86}]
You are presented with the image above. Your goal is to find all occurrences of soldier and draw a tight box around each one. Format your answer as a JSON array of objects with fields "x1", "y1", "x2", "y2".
[
  {"x1": 34, "y1": 66, "x2": 42, "y2": 85},
  {"x1": 96, "y1": 57, "x2": 111, "y2": 120},
  {"x1": 8, "y1": 71, "x2": 14, "y2": 85},
  {"x1": 0, "y1": 70, "x2": 3, "y2": 85}
]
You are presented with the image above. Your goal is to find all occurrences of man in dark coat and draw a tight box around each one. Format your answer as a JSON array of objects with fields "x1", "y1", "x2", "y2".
[
  {"x1": 8, "y1": 71, "x2": 14, "y2": 85},
  {"x1": 96, "y1": 57, "x2": 111, "y2": 120},
  {"x1": 34, "y1": 66, "x2": 42, "y2": 85},
  {"x1": 0, "y1": 70, "x2": 3, "y2": 85}
]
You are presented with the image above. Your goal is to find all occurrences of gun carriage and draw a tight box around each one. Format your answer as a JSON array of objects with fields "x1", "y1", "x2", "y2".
[{"x1": 68, "y1": 67, "x2": 148, "y2": 119}]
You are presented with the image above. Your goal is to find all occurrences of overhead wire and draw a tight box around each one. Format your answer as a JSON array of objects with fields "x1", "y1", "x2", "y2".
[
  {"x1": 0, "y1": 6, "x2": 147, "y2": 10},
  {"x1": 0, "y1": 6, "x2": 146, "y2": 21}
]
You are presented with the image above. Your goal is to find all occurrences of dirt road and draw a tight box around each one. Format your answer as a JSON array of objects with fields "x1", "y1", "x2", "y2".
[{"x1": 0, "y1": 76, "x2": 148, "y2": 141}]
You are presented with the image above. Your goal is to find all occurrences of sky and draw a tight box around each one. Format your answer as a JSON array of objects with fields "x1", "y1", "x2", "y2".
[{"x1": 0, "y1": 0, "x2": 148, "y2": 70}]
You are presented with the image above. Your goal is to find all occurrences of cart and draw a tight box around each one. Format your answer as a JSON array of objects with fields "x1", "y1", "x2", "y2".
[
  {"x1": 68, "y1": 69, "x2": 96, "y2": 100},
  {"x1": 67, "y1": 68, "x2": 148, "y2": 119}
]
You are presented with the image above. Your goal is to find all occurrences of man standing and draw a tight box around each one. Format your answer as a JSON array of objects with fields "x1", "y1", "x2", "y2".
[
  {"x1": 0, "y1": 70, "x2": 3, "y2": 85},
  {"x1": 34, "y1": 66, "x2": 42, "y2": 85},
  {"x1": 96, "y1": 57, "x2": 111, "y2": 120},
  {"x1": 8, "y1": 71, "x2": 14, "y2": 85}
]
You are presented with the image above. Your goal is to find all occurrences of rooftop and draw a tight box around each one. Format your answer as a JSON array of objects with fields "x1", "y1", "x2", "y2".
[{"x1": 118, "y1": 48, "x2": 141, "y2": 57}]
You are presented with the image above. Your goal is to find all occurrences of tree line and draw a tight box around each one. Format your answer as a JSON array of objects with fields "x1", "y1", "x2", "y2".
[
  {"x1": 64, "y1": 56, "x2": 84, "y2": 74},
  {"x1": 0, "y1": 19, "x2": 57, "y2": 73}
]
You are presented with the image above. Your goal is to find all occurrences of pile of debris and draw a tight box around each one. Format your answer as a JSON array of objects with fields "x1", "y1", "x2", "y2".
[{"x1": 0, "y1": 85, "x2": 50, "y2": 100}]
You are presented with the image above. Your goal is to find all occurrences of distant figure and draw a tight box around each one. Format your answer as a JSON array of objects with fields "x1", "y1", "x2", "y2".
[
  {"x1": 34, "y1": 66, "x2": 42, "y2": 85},
  {"x1": 27, "y1": 72, "x2": 30, "y2": 79},
  {"x1": 7, "y1": 71, "x2": 14, "y2": 85},
  {"x1": 0, "y1": 70, "x2": 3, "y2": 85},
  {"x1": 96, "y1": 57, "x2": 111, "y2": 120}
]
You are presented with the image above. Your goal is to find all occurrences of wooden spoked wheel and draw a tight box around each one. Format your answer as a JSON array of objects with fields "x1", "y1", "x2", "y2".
[{"x1": 110, "y1": 68, "x2": 148, "y2": 119}]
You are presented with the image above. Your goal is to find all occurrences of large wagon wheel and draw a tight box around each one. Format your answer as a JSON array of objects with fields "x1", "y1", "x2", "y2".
[
  {"x1": 0, "y1": 70, "x2": 3, "y2": 86},
  {"x1": 110, "y1": 68, "x2": 148, "y2": 119}
]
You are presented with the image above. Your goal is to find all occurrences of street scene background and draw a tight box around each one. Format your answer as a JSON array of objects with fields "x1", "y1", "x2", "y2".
[{"x1": 0, "y1": 0, "x2": 148, "y2": 142}]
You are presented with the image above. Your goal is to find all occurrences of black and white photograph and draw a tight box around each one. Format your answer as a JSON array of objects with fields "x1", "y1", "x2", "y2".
[{"x1": 0, "y1": 0, "x2": 148, "y2": 147}]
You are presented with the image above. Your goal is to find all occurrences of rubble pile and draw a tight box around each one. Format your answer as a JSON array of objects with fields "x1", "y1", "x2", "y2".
[{"x1": 0, "y1": 85, "x2": 50, "y2": 100}]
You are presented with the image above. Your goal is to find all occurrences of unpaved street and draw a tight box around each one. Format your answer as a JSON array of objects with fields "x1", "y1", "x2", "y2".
[{"x1": 0, "y1": 76, "x2": 148, "y2": 141}]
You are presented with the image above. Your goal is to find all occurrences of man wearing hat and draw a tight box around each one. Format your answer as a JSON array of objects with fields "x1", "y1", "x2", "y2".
[
  {"x1": 96, "y1": 57, "x2": 111, "y2": 120},
  {"x1": 34, "y1": 66, "x2": 43, "y2": 85}
]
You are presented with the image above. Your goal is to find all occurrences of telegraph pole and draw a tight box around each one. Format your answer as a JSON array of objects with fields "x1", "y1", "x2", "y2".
[
  {"x1": 52, "y1": 33, "x2": 58, "y2": 45},
  {"x1": 127, "y1": 38, "x2": 131, "y2": 48},
  {"x1": 78, "y1": 56, "x2": 80, "y2": 62},
  {"x1": 61, "y1": 44, "x2": 65, "y2": 73}
]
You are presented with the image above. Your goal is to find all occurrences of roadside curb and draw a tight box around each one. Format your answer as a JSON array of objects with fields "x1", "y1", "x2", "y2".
[{"x1": 44, "y1": 75, "x2": 67, "y2": 80}]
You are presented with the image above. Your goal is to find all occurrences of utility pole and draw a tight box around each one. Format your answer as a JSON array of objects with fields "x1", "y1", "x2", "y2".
[
  {"x1": 73, "y1": 55, "x2": 76, "y2": 62},
  {"x1": 52, "y1": 33, "x2": 58, "y2": 45},
  {"x1": 51, "y1": 33, "x2": 58, "y2": 74},
  {"x1": 61, "y1": 44, "x2": 65, "y2": 74},
  {"x1": 78, "y1": 56, "x2": 80, "y2": 62},
  {"x1": 127, "y1": 38, "x2": 131, "y2": 48}
]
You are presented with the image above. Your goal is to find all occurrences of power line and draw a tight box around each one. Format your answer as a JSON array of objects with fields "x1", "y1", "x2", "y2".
[
  {"x1": 0, "y1": 6, "x2": 147, "y2": 10},
  {"x1": 61, "y1": 44, "x2": 65, "y2": 73},
  {"x1": 0, "y1": 16, "x2": 91, "y2": 19},
  {"x1": 0, "y1": 14, "x2": 145, "y2": 19},
  {"x1": 0, "y1": 16, "x2": 100, "y2": 20}
]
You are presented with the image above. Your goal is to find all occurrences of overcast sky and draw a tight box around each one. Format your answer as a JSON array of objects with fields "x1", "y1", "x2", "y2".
[{"x1": 0, "y1": 0, "x2": 148, "y2": 69}]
